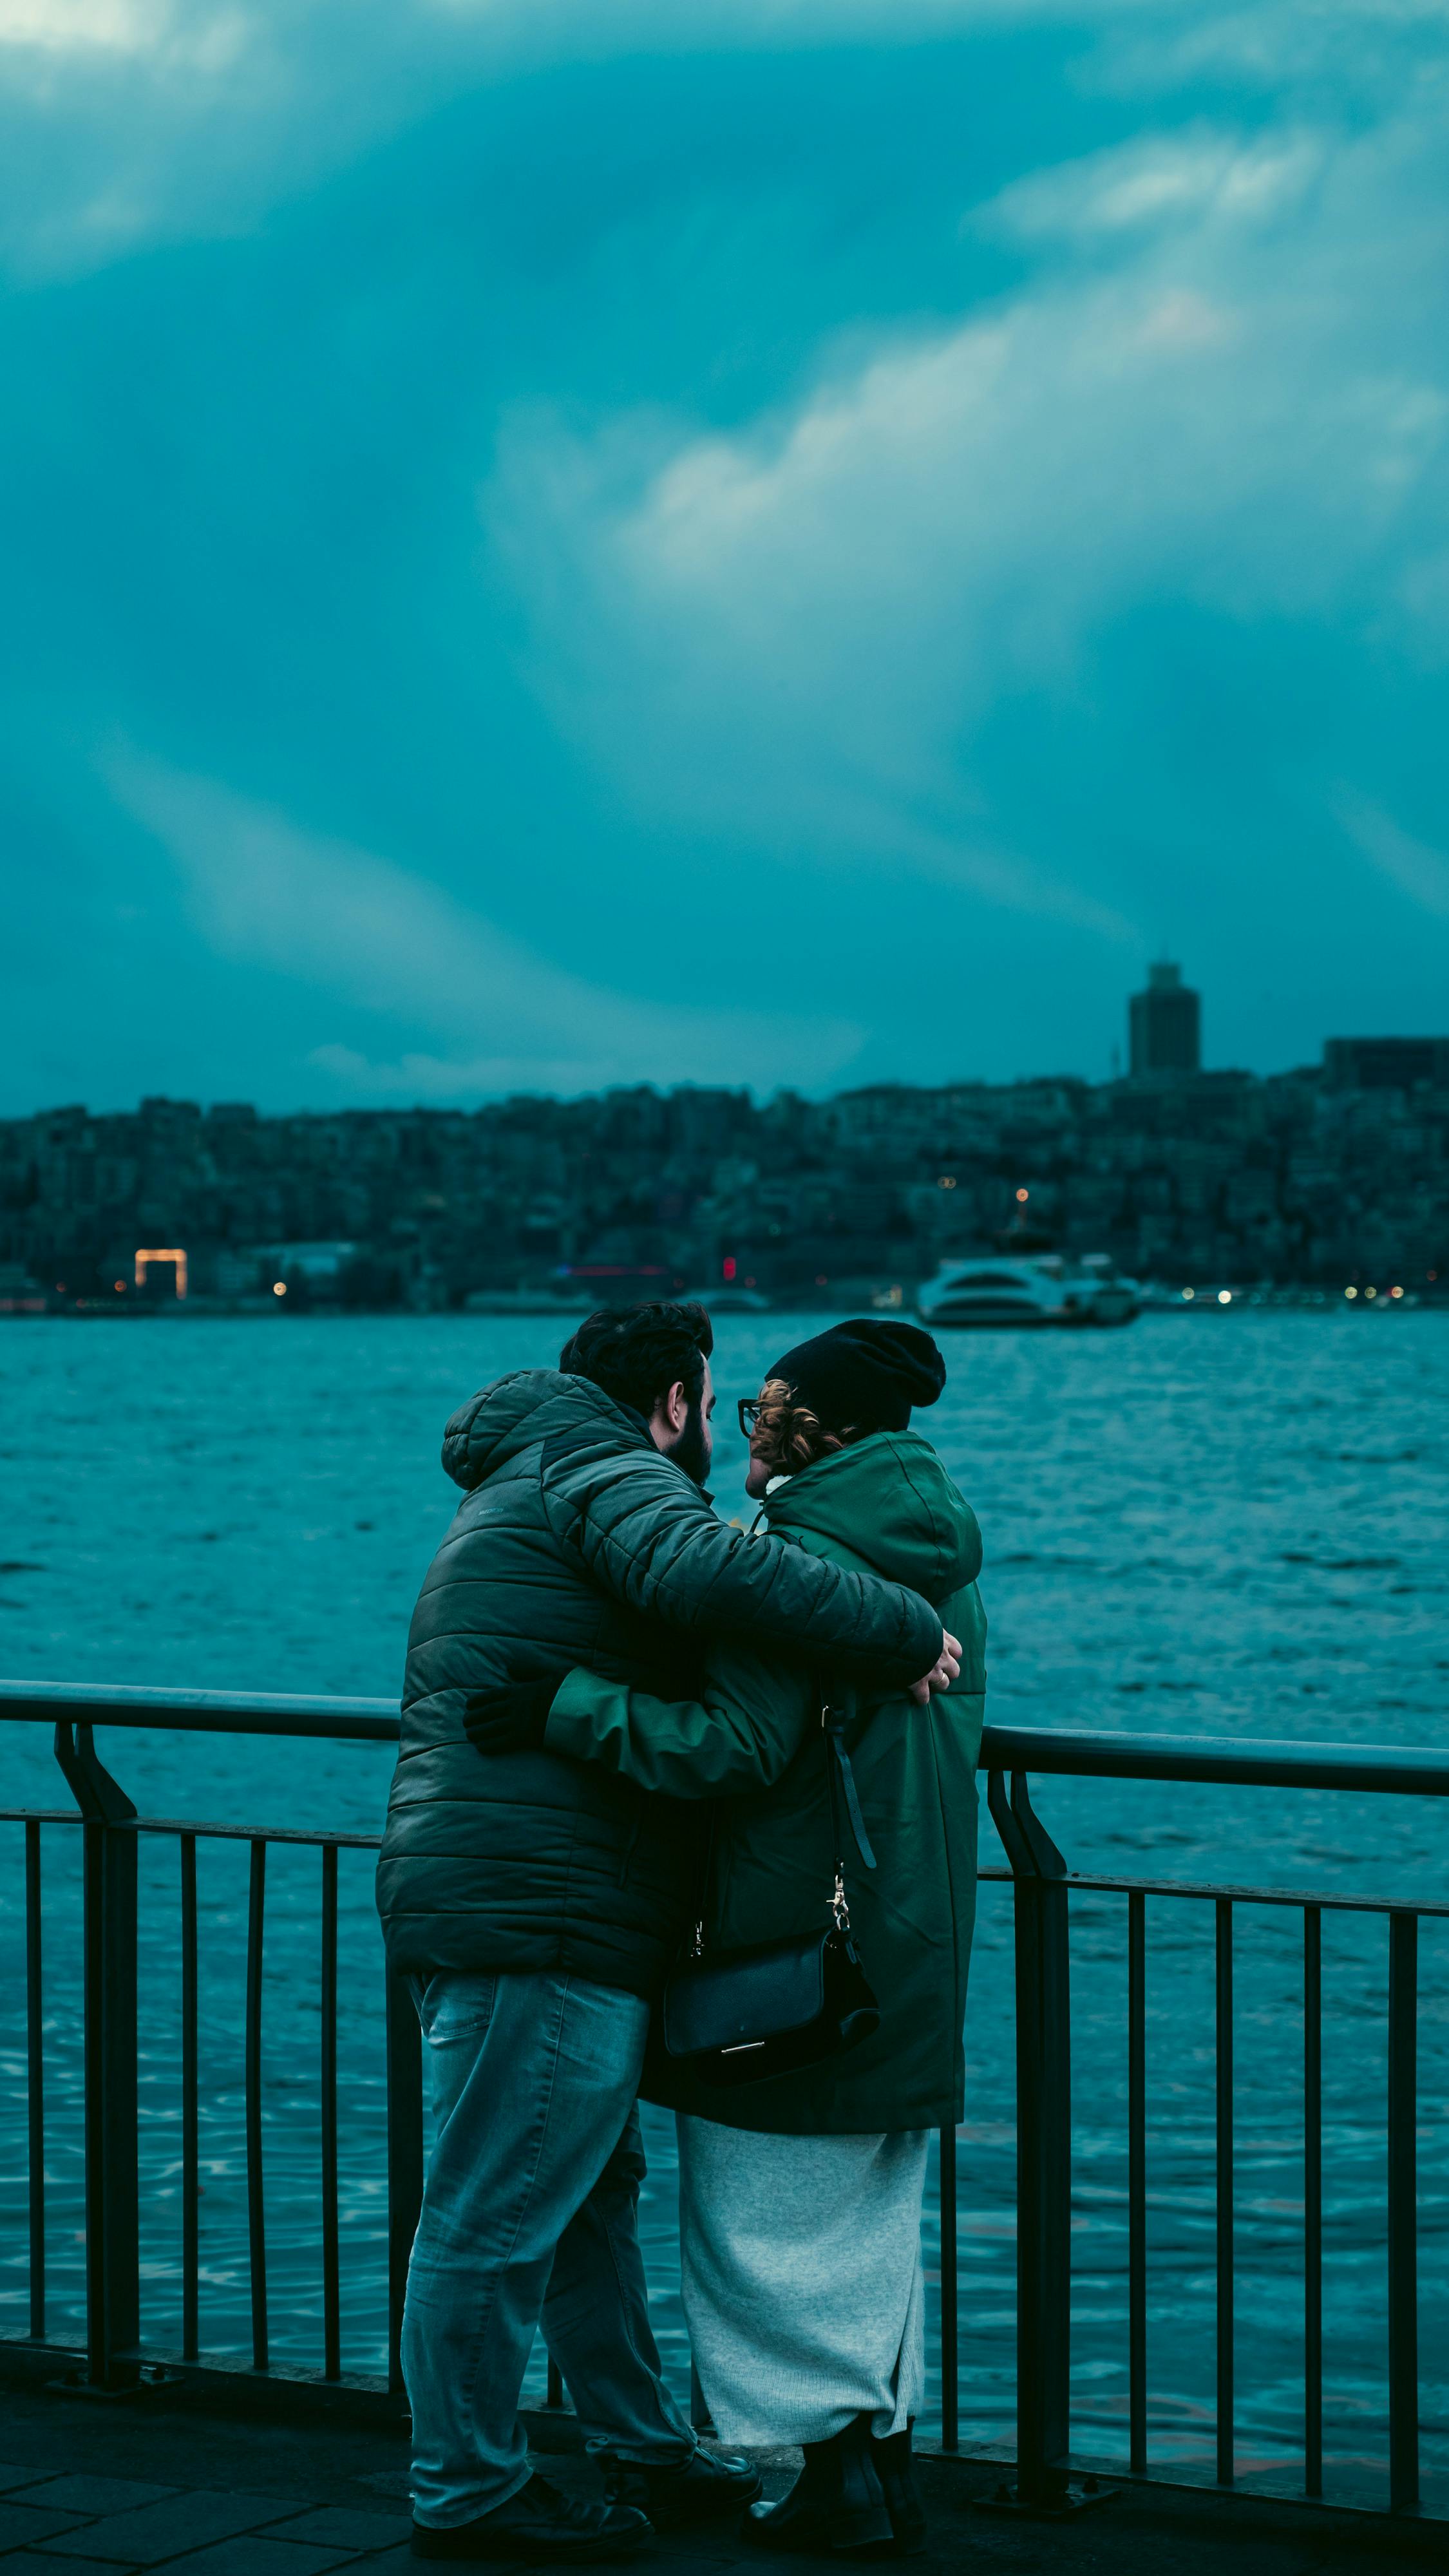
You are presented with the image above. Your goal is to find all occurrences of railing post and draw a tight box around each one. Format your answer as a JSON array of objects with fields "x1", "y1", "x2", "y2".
[
  {"x1": 1127, "y1": 1889, "x2": 1146, "y2": 2476},
  {"x1": 26, "y1": 1820, "x2": 45, "y2": 2343},
  {"x1": 53, "y1": 1721, "x2": 140, "y2": 2392},
  {"x1": 1216, "y1": 1899, "x2": 1234, "y2": 2485},
  {"x1": 320, "y1": 1844, "x2": 341, "y2": 2382},
  {"x1": 981, "y1": 1770, "x2": 1104, "y2": 2517},
  {"x1": 1387, "y1": 1911, "x2": 1419, "y2": 2514},
  {"x1": 386, "y1": 1972, "x2": 425, "y2": 2396},
  {"x1": 1303, "y1": 1906, "x2": 1321, "y2": 2499},
  {"x1": 180, "y1": 1834, "x2": 199, "y2": 2362},
  {"x1": 245, "y1": 1839, "x2": 269, "y2": 2371},
  {"x1": 939, "y1": 2119, "x2": 959, "y2": 2452}
]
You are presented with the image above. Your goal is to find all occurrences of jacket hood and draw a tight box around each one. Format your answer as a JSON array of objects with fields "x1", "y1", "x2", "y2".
[
  {"x1": 761, "y1": 1428, "x2": 980, "y2": 1601},
  {"x1": 441, "y1": 1369, "x2": 646, "y2": 1492}
]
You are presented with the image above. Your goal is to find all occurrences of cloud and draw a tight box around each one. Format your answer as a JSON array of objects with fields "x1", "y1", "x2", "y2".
[
  {"x1": 985, "y1": 126, "x2": 1323, "y2": 240},
  {"x1": 489, "y1": 73, "x2": 1449, "y2": 938},
  {"x1": 308, "y1": 1043, "x2": 685, "y2": 1097},
  {"x1": 2, "y1": 0, "x2": 1440, "y2": 280},
  {"x1": 104, "y1": 749, "x2": 864, "y2": 1094},
  {"x1": 0, "y1": 1, "x2": 1302, "y2": 278},
  {"x1": 0, "y1": 1, "x2": 169, "y2": 53},
  {"x1": 0, "y1": 0, "x2": 247, "y2": 75},
  {"x1": 1334, "y1": 788, "x2": 1449, "y2": 920},
  {"x1": 0, "y1": 0, "x2": 1043, "y2": 278}
]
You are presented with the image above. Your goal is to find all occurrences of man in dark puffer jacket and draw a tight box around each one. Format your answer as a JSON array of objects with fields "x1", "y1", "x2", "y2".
[{"x1": 377, "y1": 1304, "x2": 956, "y2": 2564}]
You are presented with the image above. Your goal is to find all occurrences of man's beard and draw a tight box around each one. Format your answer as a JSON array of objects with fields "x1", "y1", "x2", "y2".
[{"x1": 663, "y1": 1399, "x2": 710, "y2": 1488}]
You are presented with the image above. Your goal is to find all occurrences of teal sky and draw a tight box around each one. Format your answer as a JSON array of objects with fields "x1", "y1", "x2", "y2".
[{"x1": 4, "y1": 1, "x2": 1448, "y2": 1112}]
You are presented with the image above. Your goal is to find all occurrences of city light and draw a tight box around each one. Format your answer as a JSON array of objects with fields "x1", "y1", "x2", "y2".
[
  {"x1": 938, "y1": 1176, "x2": 956, "y2": 1190},
  {"x1": 1181, "y1": 1287, "x2": 1195, "y2": 1300},
  {"x1": 1345, "y1": 1287, "x2": 1358, "y2": 1299},
  {"x1": 722, "y1": 1256, "x2": 737, "y2": 1282},
  {"x1": 1217, "y1": 1289, "x2": 1232, "y2": 1305},
  {"x1": 1365, "y1": 1286, "x2": 1378, "y2": 1300},
  {"x1": 135, "y1": 1246, "x2": 188, "y2": 1299},
  {"x1": 273, "y1": 1282, "x2": 287, "y2": 1297},
  {"x1": 1391, "y1": 1285, "x2": 1403, "y2": 1298},
  {"x1": 1016, "y1": 1188, "x2": 1029, "y2": 1203}
]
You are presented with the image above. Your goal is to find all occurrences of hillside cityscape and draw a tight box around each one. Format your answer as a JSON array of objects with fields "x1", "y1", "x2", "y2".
[{"x1": 3, "y1": 971, "x2": 1447, "y2": 1313}]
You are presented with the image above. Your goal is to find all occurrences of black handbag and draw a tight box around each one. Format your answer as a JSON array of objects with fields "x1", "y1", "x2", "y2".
[{"x1": 660, "y1": 1689, "x2": 880, "y2": 2088}]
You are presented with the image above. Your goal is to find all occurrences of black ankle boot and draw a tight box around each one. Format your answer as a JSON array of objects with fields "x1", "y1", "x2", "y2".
[
  {"x1": 745, "y1": 2414, "x2": 893, "y2": 2555},
  {"x1": 867, "y1": 2427, "x2": 927, "y2": 2556}
]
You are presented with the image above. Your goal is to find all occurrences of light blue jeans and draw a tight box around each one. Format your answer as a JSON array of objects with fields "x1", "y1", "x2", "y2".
[{"x1": 402, "y1": 1969, "x2": 696, "y2": 2526}]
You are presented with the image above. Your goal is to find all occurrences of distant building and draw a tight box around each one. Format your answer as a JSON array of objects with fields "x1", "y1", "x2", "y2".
[
  {"x1": 1321, "y1": 1037, "x2": 1449, "y2": 1092},
  {"x1": 251, "y1": 1241, "x2": 358, "y2": 1285},
  {"x1": 1129, "y1": 961, "x2": 1201, "y2": 1077}
]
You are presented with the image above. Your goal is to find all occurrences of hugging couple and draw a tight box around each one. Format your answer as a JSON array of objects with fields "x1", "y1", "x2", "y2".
[{"x1": 376, "y1": 1302, "x2": 985, "y2": 2563}]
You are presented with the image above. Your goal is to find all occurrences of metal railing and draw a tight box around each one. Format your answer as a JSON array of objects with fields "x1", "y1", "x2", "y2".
[{"x1": 2, "y1": 1678, "x2": 1444, "y2": 2523}]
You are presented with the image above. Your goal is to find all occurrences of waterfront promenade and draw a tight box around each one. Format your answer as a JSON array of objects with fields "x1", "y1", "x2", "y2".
[{"x1": 0, "y1": 2372, "x2": 1439, "y2": 2576}]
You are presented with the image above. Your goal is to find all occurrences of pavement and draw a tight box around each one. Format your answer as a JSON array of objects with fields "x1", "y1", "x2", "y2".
[{"x1": 0, "y1": 2373, "x2": 1439, "y2": 2576}]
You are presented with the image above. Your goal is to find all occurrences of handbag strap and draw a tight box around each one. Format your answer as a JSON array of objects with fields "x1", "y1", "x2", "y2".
[
  {"x1": 822, "y1": 1683, "x2": 876, "y2": 1931},
  {"x1": 684, "y1": 1676, "x2": 879, "y2": 1960},
  {"x1": 687, "y1": 1804, "x2": 718, "y2": 1960}
]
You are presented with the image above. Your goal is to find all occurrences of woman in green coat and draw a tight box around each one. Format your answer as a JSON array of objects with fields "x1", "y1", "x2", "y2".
[{"x1": 542, "y1": 1320, "x2": 985, "y2": 2556}]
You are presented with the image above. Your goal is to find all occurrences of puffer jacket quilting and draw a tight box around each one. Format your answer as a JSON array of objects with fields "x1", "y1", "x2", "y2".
[{"x1": 376, "y1": 1370, "x2": 944, "y2": 2000}]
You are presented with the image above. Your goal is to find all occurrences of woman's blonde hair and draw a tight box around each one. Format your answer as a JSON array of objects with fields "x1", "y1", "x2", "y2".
[{"x1": 748, "y1": 1377, "x2": 854, "y2": 1479}]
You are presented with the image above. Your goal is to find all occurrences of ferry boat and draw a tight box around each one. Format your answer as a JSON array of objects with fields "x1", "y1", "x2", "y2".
[{"x1": 917, "y1": 1254, "x2": 1141, "y2": 1328}]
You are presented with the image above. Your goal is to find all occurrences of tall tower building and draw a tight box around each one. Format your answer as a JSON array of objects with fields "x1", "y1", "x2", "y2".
[{"x1": 1129, "y1": 961, "x2": 1200, "y2": 1077}]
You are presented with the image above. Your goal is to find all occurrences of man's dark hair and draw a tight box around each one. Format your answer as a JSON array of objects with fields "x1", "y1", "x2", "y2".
[{"x1": 560, "y1": 1301, "x2": 714, "y2": 1423}]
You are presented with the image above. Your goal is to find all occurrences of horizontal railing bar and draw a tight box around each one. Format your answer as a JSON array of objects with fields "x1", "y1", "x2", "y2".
[
  {"x1": 137, "y1": 1817, "x2": 382, "y2": 1850},
  {"x1": 978, "y1": 1867, "x2": 1449, "y2": 1918},
  {"x1": 4, "y1": 1808, "x2": 381, "y2": 1849},
  {"x1": 6, "y1": 1680, "x2": 1449, "y2": 1794},
  {"x1": 12, "y1": 1828, "x2": 1448, "y2": 1906},
  {"x1": 0, "y1": 1680, "x2": 399, "y2": 1741},
  {"x1": 981, "y1": 1724, "x2": 1449, "y2": 1795},
  {"x1": 15, "y1": 1828, "x2": 1445, "y2": 1915},
  {"x1": 3, "y1": 2333, "x2": 393, "y2": 2403}
]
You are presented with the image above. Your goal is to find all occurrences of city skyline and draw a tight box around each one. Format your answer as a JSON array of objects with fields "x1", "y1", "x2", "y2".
[
  {"x1": 8, "y1": 958, "x2": 1444, "y2": 1125},
  {"x1": 6, "y1": 1023, "x2": 1446, "y2": 1310}
]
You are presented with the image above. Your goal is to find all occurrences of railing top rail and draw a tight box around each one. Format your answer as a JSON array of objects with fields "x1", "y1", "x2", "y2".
[
  {"x1": 3, "y1": 1678, "x2": 1448, "y2": 1794},
  {"x1": 0, "y1": 1678, "x2": 399, "y2": 1742},
  {"x1": 981, "y1": 1720, "x2": 1449, "y2": 1797}
]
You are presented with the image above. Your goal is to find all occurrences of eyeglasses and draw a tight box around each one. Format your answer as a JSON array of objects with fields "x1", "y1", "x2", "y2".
[{"x1": 737, "y1": 1396, "x2": 762, "y2": 1437}]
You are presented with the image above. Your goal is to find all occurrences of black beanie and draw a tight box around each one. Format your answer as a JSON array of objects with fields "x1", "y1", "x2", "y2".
[{"x1": 766, "y1": 1319, "x2": 947, "y2": 1437}]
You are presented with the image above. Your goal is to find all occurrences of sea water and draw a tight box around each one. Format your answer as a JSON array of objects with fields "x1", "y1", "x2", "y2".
[{"x1": 1, "y1": 1311, "x2": 1444, "y2": 2504}]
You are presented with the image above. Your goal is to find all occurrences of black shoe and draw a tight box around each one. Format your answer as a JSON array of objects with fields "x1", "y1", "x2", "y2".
[
  {"x1": 412, "y1": 2474, "x2": 652, "y2": 2562},
  {"x1": 600, "y1": 2445, "x2": 763, "y2": 2529},
  {"x1": 867, "y1": 2429, "x2": 927, "y2": 2557},
  {"x1": 745, "y1": 2416, "x2": 892, "y2": 2555}
]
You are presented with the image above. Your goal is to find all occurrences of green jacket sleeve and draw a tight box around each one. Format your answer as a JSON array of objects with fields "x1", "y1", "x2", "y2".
[
  {"x1": 541, "y1": 1443, "x2": 943, "y2": 1689},
  {"x1": 547, "y1": 1647, "x2": 814, "y2": 1799}
]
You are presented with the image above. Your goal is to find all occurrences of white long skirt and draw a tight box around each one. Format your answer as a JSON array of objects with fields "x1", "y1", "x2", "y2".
[{"x1": 676, "y1": 2114, "x2": 929, "y2": 2447}]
